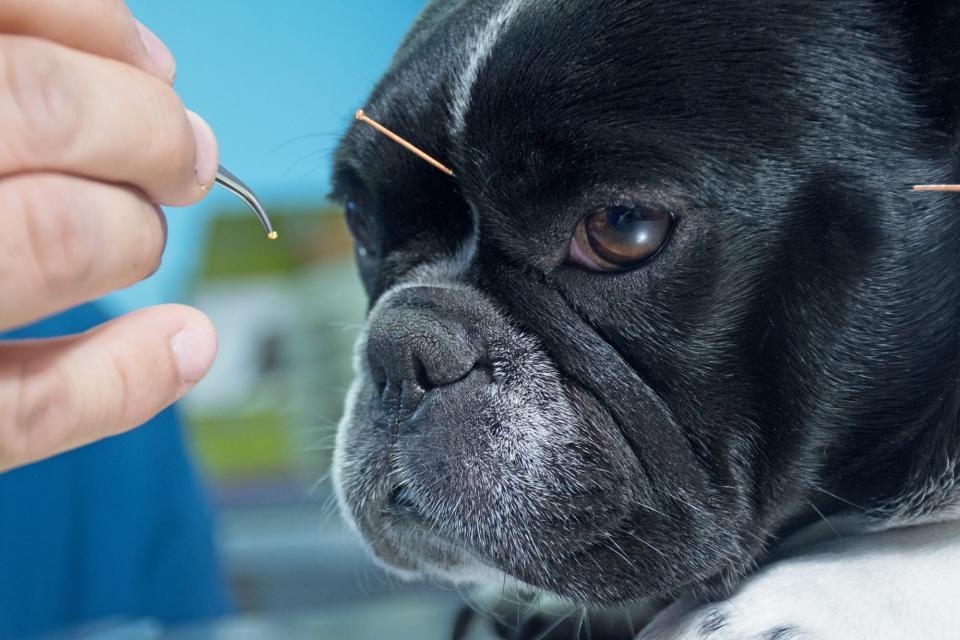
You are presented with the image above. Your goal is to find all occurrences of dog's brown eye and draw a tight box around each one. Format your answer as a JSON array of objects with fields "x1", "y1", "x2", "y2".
[
  {"x1": 570, "y1": 206, "x2": 674, "y2": 271},
  {"x1": 345, "y1": 199, "x2": 372, "y2": 256}
]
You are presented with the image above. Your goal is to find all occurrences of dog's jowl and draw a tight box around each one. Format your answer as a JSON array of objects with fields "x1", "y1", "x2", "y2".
[{"x1": 330, "y1": 1, "x2": 960, "y2": 638}]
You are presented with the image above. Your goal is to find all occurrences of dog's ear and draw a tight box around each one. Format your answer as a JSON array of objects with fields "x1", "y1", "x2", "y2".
[{"x1": 899, "y1": 0, "x2": 960, "y2": 137}]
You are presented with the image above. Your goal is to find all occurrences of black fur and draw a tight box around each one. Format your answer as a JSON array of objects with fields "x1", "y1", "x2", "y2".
[{"x1": 331, "y1": 0, "x2": 960, "y2": 619}]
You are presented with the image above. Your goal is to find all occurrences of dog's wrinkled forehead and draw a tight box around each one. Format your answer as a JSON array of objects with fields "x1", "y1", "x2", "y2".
[
  {"x1": 335, "y1": 0, "x2": 537, "y2": 191},
  {"x1": 334, "y1": 0, "x2": 828, "y2": 222},
  {"x1": 333, "y1": 0, "x2": 919, "y2": 303},
  {"x1": 422, "y1": 0, "x2": 531, "y2": 139},
  {"x1": 380, "y1": 0, "x2": 533, "y2": 126},
  {"x1": 333, "y1": 0, "x2": 824, "y2": 305}
]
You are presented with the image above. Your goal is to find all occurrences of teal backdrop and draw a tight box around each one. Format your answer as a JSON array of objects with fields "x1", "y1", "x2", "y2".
[{"x1": 111, "y1": 1, "x2": 425, "y2": 313}]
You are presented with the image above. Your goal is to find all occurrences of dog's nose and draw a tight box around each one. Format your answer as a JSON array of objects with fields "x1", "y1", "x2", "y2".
[{"x1": 365, "y1": 286, "x2": 483, "y2": 416}]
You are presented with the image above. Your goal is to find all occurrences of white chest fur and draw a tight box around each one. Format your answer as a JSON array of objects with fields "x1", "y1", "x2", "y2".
[{"x1": 638, "y1": 519, "x2": 960, "y2": 639}]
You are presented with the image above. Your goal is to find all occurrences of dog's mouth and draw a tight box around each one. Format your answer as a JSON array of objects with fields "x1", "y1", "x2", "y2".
[
  {"x1": 372, "y1": 480, "x2": 505, "y2": 582},
  {"x1": 377, "y1": 470, "x2": 628, "y2": 575},
  {"x1": 334, "y1": 368, "x2": 726, "y2": 604},
  {"x1": 381, "y1": 483, "x2": 453, "y2": 544},
  {"x1": 386, "y1": 483, "x2": 422, "y2": 517},
  {"x1": 333, "y1": 283, "x2": 758, "y2": 605}
]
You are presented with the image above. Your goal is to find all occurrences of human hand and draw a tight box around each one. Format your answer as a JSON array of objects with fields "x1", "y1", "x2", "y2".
[{"x1": 0, "y1": 0, "x2": 219, "y2": 472}]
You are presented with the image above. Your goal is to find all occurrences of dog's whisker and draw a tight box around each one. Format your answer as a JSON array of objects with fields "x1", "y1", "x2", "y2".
[
  {"x1": 295, "y1": 161, "x2": 335, "y2": 183},
  {"x1": 317, "y1": 494, "x2": 342, "y2": 527},
  {"x1": 806, "y1": 498, "x2": 843, "y2": 539},
  {"x1": 454, "y1": 584, "x2": 500, "y2": 626},
  {"x1": 810, "y1": 485, "x2": 867, "y2": 513},
  {"x1": 308, "y1": 472, "x2": 333, "y2": 495},
  {"x1": 529, "y1": 608, "x2": 578, "y2": 640},
  {"x1": 604, "y1": 533, "x2": 649, "y2": 575},
  {"x1": 266, "y1": 130, "x2": 340, "y2": 154},
  {"x1": 623, "y1": 606, "x2": 638, "y2": 638},
  {"x1": 317, "y1": 499, "x2": 339, "y2": 526},
  {"x1": 574, "y1": 607, "x2": 587, "y2": 640},
  {"x1": 284, "y1": 147, "x2": 336, "y2": 177},
  {"x1": 634, "y1": 500, "x2": 670, "y2": 519}
]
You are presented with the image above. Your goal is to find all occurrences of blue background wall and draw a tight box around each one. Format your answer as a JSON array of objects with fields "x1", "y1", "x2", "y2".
[{"x1": 112, "y1": 1, "x2": 425, "y2": 312}]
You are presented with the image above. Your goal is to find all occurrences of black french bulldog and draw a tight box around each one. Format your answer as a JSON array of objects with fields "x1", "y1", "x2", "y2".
[{"x1": 331, "y1": 1, "x2": 960, "y2": 638}]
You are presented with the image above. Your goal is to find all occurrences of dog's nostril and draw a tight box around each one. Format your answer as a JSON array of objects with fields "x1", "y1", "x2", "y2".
[
  {"x1": 366, "y1": 292, "x2": 483, "y2": 396},
  {"x1": 368, "y1": 361, "x2": 388, "y2": 396},
  {"x1": 412, "y1": 356, "x2": 435, "y2": 391}
]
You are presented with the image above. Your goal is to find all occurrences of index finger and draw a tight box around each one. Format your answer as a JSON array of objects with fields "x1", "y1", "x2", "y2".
[{"x1": 0, "y1": 0, "x2": 174, "y2": 82}]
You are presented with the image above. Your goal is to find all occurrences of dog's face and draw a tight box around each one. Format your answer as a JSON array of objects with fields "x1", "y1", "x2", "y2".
[{"x1": 332, "y1": 0, "x2": 959, "y2": 604}]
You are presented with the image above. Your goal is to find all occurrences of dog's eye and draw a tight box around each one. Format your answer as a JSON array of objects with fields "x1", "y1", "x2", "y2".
[
  {"x1": 569, "y1": 205, "x2": 674, "y2": 271},
  {"x1": 344, "y1": 198, "x2": 372, "y2": 257}
]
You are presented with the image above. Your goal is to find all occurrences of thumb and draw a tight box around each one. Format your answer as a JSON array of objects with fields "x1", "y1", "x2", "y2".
[{"x1": 0, "y1": 304, "x2": 216, "y2": 472}]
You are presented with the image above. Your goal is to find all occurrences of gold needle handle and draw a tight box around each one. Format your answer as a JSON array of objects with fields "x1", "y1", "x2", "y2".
[{"x1": 355, "y1": 110, "x2": 455, "y2": 177}]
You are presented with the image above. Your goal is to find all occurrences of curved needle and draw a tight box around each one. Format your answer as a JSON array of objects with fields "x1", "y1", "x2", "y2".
[{"x1": 215, "y1": 166, "x2": 278, "y2": 240}]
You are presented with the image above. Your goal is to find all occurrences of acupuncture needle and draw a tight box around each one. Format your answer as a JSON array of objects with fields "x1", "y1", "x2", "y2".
[
  {"x1": 355, "y1": 110, "x2": 455, "y2": 177},
  {"x1": 215, "y1": 165, "x2": 279, "y2": 240},
  {"x1": 912, "y1": 185, "x2": 960, "y2": 192}
]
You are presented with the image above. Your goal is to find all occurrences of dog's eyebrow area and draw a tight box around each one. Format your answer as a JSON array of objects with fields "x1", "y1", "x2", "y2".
[{"x1": 354, "y1": 110, "x2": 455, "y2": 177}]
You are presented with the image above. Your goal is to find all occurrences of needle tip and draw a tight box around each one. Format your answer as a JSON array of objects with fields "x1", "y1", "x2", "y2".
[
  {"x1": 355, "y1": 109, "x2": 365, "y2": 121},
  {"x1": 268, "y1": 231, "x2": 279, "y2": 240}
]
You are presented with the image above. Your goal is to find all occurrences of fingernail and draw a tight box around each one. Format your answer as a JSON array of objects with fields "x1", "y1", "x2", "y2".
[
  {"x1": 171, "y1": 323, "x2": 217, "y2": 385},
  {"x1": 186, "y1": 110, "x2": 219, "y2": 189},
  {"x1": 136, "y1": 21, "x2": 176, "y2": 82}
]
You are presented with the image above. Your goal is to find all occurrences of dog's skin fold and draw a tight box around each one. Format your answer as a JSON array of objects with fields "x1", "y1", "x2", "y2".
[{"x1": 330, "y1": 1, "x2": 960, "y2": 638}]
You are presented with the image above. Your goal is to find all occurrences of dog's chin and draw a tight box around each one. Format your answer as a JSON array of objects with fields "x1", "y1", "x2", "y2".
[
  {"x1": 333, "y1": 459, "x2": 524, "y2": 593},
  {"x1": 362, "y1": 510, "x2": 677, "y2": 632},
  {"x1": 380, "y1": 517, "x2": 513, "y2": 587},
  {"x1": 360, "y1": 509, "x2": 583, "y2": 603}
]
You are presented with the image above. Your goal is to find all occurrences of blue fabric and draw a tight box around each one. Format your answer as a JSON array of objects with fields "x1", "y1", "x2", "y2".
[{"x1": 0, "y1": 304, "x2": 231, "y2": 639}]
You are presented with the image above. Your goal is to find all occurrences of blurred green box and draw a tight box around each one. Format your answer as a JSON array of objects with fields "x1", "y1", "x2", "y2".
[{"x1": 185, "y1": 205, "x2": 365, "y2": 501}]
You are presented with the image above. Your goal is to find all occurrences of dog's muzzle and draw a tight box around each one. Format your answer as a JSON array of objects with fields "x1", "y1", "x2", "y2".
[{"x1": 366, "y1": 285, "x2": 486, "y2": 421}]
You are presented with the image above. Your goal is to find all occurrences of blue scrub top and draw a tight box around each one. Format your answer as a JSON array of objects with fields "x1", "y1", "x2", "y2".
[{"x1": 0, "y1": 304, "x2": 231, "y2": 639}]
